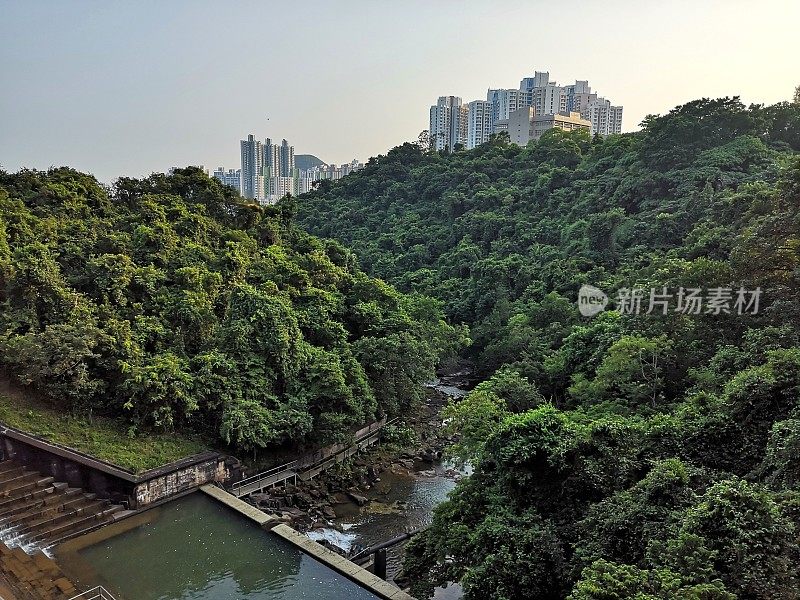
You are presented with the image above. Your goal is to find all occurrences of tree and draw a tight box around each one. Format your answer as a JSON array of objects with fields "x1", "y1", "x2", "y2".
[{"x1": 569, "y1": 335, "x2": 675, "y2": 409}]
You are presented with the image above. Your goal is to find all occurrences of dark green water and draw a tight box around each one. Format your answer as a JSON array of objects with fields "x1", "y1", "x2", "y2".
[{"x1": 56, "y1": 493, "x2": 378, "y2": 600}]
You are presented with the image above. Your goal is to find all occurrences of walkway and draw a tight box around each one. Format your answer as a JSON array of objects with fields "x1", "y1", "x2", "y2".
[{"x1": 230, "y1": 419, "x2": 392, "y2": 498}]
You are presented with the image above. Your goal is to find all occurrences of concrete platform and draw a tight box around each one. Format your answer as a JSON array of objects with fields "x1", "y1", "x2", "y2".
[
  {"x1": 200, "y1": 484, "x2": 280, "y2": 528},
  {"x1": 200, "y1": 485, "x2": 415, "y2": 600}
]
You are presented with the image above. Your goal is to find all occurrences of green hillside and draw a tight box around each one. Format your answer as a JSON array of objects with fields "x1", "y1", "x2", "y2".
[
  {"x1": 0, "y1": 167, "x2": 462, "y2": 455},
  {"x1": 296, "y1": 97, "x2": 800, "y2": 598}
]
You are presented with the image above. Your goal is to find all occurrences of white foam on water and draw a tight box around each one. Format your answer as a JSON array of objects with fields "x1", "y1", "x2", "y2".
[
  {"x1": 306, "y1": 527, "x2": 358, "y2": 552},
  {"x1": 0, "y1": 524, "x2": 41, "y2": 553}
]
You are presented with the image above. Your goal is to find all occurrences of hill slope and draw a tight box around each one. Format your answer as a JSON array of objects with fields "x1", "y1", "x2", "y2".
[
  {"x1": 295, "y1": 154, "x2": 326, "y2": 171},
  {"x1": 296, "y1": 98, "x2": 800, "y2": 598},
  {"x1": 0, "y1": 167, "x2": 461, "y2": 454}
]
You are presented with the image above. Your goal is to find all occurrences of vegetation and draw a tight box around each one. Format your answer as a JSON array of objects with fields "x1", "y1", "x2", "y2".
[
  {"x1": 0, "y1": 167, "x2": 463, "y2": 457},
  {"x1": 0, "y1": 393, "x2": 204, "y2": 473},
  {"x1": 297, "y1": 97, "x2": 800, "y2": 599}
]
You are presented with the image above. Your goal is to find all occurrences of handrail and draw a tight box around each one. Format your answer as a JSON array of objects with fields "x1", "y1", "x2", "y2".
[
  {"x1": 231, "y1": 417, "x2": 395, "y2": 495},
  {"x1": 68, "y1": 586, "x2": 118, "y2": 600},
  {"x1": 232, "y1": 459, "x2": 299, "y2": 489}
]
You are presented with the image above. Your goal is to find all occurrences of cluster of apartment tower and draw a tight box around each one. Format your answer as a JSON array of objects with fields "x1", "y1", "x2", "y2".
[
  {"x1": 213, "y1": 135, "x2": 363, "y2": 204},
  {"x1": 430, "y1": 70, "x2": 623, "y2": 151}
]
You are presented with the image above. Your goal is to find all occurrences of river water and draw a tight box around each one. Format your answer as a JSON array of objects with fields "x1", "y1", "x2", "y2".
[{"x1": 308, "y1": 377, "x2": 470, "y2": 600}]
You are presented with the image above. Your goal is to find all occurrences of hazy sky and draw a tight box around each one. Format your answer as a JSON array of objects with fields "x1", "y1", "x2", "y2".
[{"x1": 1, "y1": 0, "x2": 798, "y2": 183}]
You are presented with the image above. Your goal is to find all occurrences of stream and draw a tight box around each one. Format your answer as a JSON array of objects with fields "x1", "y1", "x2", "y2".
[{"x1": 307, "y1": 376, "x2": 471, "y2": 599}]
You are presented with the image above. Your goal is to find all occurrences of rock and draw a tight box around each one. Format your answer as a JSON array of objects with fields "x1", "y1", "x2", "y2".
[
  {"x1": 280, "y1": 507, "x2": 307, "y2": 520},
  {"x1": 421, "y1": 450, "x2": 437, "y2": 463},
  {"x1": 347, "y1": 492, "x2": 369, "y2": 506},
  {"x1": 322, "y1": 505, "x2": 337, "y2": 519},
  {"x1": 293, "y1": 491, "x2": 314, "y2": 509}
]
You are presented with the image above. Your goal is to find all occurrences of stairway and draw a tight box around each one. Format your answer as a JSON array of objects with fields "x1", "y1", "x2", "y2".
[{"x1": 0, "y1": 459, "x2": 126, "y2": 555}]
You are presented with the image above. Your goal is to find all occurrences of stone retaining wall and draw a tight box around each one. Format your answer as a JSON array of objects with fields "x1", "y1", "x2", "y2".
[{"x1": 0, "y1": 426, "x2": 242, "y2": 509}]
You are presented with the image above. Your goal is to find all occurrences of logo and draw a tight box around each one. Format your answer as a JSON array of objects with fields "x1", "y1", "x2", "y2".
[{"x1": 578, "y1": 284, "x2": 608, "y2": 317}]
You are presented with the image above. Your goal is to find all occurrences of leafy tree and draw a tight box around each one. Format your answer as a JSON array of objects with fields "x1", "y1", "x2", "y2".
[{"x1": 0, "y1": 167, "x2": 462, "y2": 452}]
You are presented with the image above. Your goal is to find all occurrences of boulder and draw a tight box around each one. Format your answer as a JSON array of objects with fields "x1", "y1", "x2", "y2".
[{"x1": 347, "y1": 492, "x2": 369, "y2": 506}]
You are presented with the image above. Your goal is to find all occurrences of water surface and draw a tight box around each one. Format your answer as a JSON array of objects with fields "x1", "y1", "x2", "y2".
[{"x1": 57, "y1": 493, "x2": 378, "y2": 600}]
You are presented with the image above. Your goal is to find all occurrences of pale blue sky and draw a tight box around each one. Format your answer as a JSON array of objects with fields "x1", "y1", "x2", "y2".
[{"x1": 1, "y1": 0, "x2": 798, "y2": 183}]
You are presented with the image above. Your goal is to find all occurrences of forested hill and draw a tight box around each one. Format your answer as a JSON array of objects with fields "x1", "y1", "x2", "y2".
[
  {"x1": 0, "y1": 168, "x2": 462, "y2": 454},
  {"x1": 298, "y1": 97, "x2": 800, "y2": 394},
  {"x1": 296, "y1": 98, "x2": 800, "y2": 599}
]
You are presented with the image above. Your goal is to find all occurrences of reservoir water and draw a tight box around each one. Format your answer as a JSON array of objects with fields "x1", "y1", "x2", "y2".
[{"x1": 55, "y1": 493, "x2": 379, "y2": 600}]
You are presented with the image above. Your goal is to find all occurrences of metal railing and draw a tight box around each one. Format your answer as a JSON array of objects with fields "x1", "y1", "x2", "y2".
[
  {"x1": 68, "y1": 586, "x2": 118, "y2": 600},
  {"x1": 230, "y1": 417, "x2": 394, "y2": 497}
]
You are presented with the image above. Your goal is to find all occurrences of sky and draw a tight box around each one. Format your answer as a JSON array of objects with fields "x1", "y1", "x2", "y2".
[{"x1": 1, "y1": 0, "x2": 799, "y2": 184}]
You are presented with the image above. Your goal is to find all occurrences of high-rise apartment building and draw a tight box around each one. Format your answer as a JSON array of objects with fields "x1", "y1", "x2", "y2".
[
  {"x1": 467, "y1": 100, "x2": 494, "y2": 149},
  {"x1": 583, "y1": 97, "x2": 623, "y2": 136},
  {"x1": 429, "y1": 96, "x2": 468, "y2": 151},
  {"x1": 434, "y1": 71, "x2": 622, "y2": 145},
  {"x1": 279, "y1": 139, "x2": 295, "y2": 177},
  {"x1": 269, "y1": 176, "x2": 295, "y2": 200},
  {"x1": 212, "y1": 167, "x2": 241, "y2": 193},
  {"x1": 263, "y1": 139, "x2": 280, "y2": 179},
  {"x1": 487, "y1": 89, "x2": 520, "y2": 124},
  {"x1": 240, "y1": 134, "x2": 264, "y2": 201},
  {"x1": 519, "y1": 71, "x2": 551, "y2": 106},
  {"x1": 239, "y1": 133, "x2": 360, "y2": 202}
]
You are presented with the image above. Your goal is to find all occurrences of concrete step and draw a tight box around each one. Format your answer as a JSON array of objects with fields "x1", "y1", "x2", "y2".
[
  {"x1": 0, "y1": 476, "x2": 55, "y2": 501},
  {"x1": 27, "y1": 504, "x2": 122, "y2": 546},
  {"x1": 0, "y1": 460, "x2": 23, "y2": 475},
  {"x1": 0, "y1": 481, "x2": 56, "y2": 512},
  {"x1": 21, "y1": 500, "x2": 107, "y2": 535},
  {"x1": 0, "y1": 470, "x2": 41, "y2": 492},
  {"x1": 0, "y1": 488, "x2": 79, "y2": 521},
  {"x1": 42, "y1": 505, "x2": 125, "y2": 549},
  {"x1": 0, "y1": 466, "x2": 28, "y2": 487},
  {"x1": 2, "y1": 495, "x2": 101, "y2": 530}
]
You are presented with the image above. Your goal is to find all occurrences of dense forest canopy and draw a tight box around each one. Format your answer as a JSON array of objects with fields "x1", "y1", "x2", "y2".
[
  {"x1": 0, "y1": 168, "x2": 463, "y2": 453},
  {"x1": 297, "y1": 98, "x2": 800, "y2": 599}
]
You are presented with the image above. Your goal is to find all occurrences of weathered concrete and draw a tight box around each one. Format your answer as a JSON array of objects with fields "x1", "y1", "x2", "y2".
[
  {"x1": 0, "y1": 426, "x2": 242, "y2": 508},
  {"x1": 199, "y1": 484, "x2": 280, "y2": 528},
  {"x1": 200, "y1": 485, "x2": 415, "y2": 600},
  {"x1": 271, "y1": 524, "x2": 415, "y2": 600},
  {"x1": 133, "y1": 458, "x2": 231, "y2": 507},
  {"x1": 0, "y1": 543, "x2": 77, "y2": 600}
]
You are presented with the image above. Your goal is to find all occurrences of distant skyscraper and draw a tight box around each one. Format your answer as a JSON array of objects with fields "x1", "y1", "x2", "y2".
[
  {"x1": 427, "y1": 70, "x2": 622, "y2": 145},
  {"x1": 519, "y1": 71, "x2": 551, "y2": 107},
  {"x1": 212, "y1": 167, "x2": 241, "y2": 193},
  {"x1": 240, "y1": 134, "x2": 264, "y2": 201},
  {"x1": 467, "y1": 100, "x2": 494, "y2": 149},
  {"x1": 269, "y1": 176, "x2": 294, "y2": 200},
  {"x1": 429, "y1": 96, "x2": 468, "y2": 152},
  {"x1": 263, "y1": 138, "x2": 280, "y2": 179},
  {"x1": 238, "y1": 133, "x2": 360, "y2": 202},
  {"x1": 279, "y1": 139, "x2": 295, "y2": 177},
  {"x1": 487, "y1": 88, "x2": 520, "y2": 124},
  {"x1": 582, "y1": 97, "x2": 623, "y2": 136}
]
